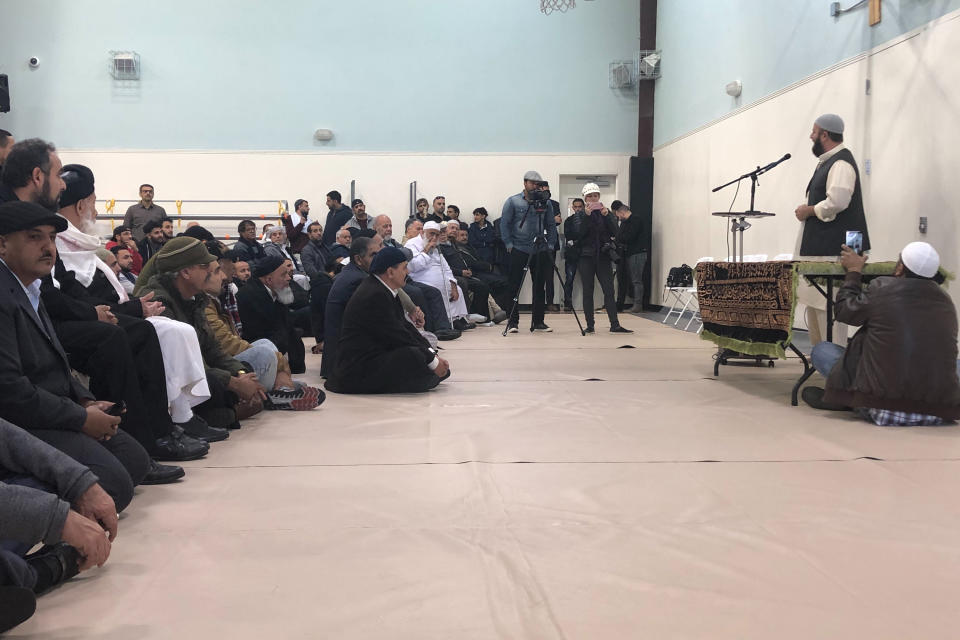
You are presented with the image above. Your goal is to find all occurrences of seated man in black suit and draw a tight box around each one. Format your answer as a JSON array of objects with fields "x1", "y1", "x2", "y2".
[
  {"x1": 321, "y1": 235, "x2": 383, "y2": 378},
  {"x1": 325, "y1": 247, "x2": 451, "y2": 394},
  {"x1": 1, "y1": 143, "x2": 204, "y2": 482},
  {"x1": 451, "y1": 223, "x2": 510, "y2": 320},
  {"x1": 0, "y1": 201, "x2": 150, "y2": 511},
  {"x1": 236, "y1": 255, "x2": 306, "y2": 375}
]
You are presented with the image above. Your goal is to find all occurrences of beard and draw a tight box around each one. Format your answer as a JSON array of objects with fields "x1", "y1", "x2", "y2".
[
  {"x1": 77, "y1": 206, "x2": 98, "y2": 235},
  {"x1": 275, "y1": 286, "x2": 295, "y2": 305},
  {"x1": 36, "y1": 175, "x2": 60, "y2": 213},
  {"x1": 811, "y1": 139, "x2": 824, "y2": 157}
]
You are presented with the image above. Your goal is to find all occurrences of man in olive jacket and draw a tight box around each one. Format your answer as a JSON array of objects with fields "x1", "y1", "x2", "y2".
[
  {"x1": 137, "y1": 238, "x2": 267, "y2": 426},
  {"x1": 804, "y1": 242, "x2": 960, "y2": 424}
]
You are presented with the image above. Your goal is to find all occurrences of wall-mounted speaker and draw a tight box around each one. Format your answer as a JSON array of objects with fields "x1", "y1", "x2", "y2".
[{"x1": 0, "y1": 75, "x2": 9, "y2": 113}]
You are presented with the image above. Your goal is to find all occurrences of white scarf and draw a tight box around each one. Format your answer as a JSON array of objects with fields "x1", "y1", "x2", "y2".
[{"x1": 56, "y1": 219, "x2": 129, "y2": 303}]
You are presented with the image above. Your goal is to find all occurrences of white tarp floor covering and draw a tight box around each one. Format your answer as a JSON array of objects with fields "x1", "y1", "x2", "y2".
[{"x1": 10, "y1": 315, "x2": 960, "y2": 639}]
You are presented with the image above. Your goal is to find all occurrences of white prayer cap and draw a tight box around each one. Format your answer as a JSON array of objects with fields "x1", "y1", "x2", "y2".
[
  {"x1": 422, "y1": 221, "x2": 442, "y2": 232},
  {"x1": 581, "y1": 182, "x2": 601, "y2": 197},
  {"x1": 815, "y1": 113, "x2": 844, "y2": 134},
  {"x1": 445, "y1": 220, "x2": 461, "y2": 228},
  {"x1": 900, "y1": 241, "x2": 940, "y2": 278}
]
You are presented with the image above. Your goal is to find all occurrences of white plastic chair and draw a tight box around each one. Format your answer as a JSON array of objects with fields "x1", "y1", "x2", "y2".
[
  {"x1": 773, "y1": 253, "x2": 794, "y2": 261},
  {"x1": 743, "y1": 254, "x2": 768, "y2": 262},
  {"x1": 663, "y1": 257, "x2": 711, "y2": 327}
]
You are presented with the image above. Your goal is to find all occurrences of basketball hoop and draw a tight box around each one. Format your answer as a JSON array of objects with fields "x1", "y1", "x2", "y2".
[{"x1": 541, "y1": 0, "x2": 575, "y2": 14}]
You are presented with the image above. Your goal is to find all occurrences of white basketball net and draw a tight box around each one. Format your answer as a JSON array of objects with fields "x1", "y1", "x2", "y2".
[{"x1": 541, "y1": 0, "x2": 575, "y2": 14}]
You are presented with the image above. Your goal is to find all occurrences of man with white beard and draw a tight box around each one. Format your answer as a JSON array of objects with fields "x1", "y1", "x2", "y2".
[
  {"x1": 55, "y1": 164, "x2": 225, "y2": 449},
  {"x1": 404, "y1": 221, "x2": 474, "y2": 332},
  {"x1": 236, "y1": 255, "x2": 307, "y2": 375}
]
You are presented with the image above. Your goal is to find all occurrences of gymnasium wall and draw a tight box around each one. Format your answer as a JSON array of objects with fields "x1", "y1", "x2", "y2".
[
  {"x1": 651, "y1": 9, "x2": 960, "y2": 308},
  {"x1": 0, "y1": 0, "x2": 641, "y2": 153}
]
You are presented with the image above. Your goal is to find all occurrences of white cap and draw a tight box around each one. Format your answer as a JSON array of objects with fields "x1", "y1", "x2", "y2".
[
  {"x1": 900, "y1": 241, "x2": 940, "y2": 278},
  {"x1": 444, "y1": 220, "x2": 461, "y2": 228},
  {"x1": 581, "y1": 183, "x2": 601, "y2": 197},
  {"x1": 423, "y1": 221, "x2": 442, "y2": 232}
]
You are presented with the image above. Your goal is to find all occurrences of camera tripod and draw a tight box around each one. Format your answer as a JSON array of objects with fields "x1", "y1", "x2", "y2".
[{"x1": 502, "y1": 214, "x2": 585, "y2": 337}]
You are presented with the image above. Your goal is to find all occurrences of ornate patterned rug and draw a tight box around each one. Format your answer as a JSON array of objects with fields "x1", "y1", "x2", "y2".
[{"x1": 695, "y1": 261, "x2": 797, "y2": 358}]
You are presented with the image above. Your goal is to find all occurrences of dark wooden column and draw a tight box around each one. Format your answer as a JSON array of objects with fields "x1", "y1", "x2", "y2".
[{"x1": 637, "y1": 0, "x2": 657, "y2": 157}]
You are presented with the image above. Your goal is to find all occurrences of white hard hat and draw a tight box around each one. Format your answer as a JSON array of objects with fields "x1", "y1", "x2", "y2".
[{"x1": 581, "y1": 183, "x2": 601, "y2": 197}]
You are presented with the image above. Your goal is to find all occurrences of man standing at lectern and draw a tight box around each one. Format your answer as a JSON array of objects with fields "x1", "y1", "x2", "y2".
[{"x1": 794, "y1": 113, "x2": 870, "y2": 346}]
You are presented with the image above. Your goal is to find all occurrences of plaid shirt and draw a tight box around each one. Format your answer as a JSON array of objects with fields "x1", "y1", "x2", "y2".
[
  {"x1": 220, "y1": 286, "x2": 242, "y2": 335},
  {"x1": 857, "y1": 408, "x2": 944, "y2": 427}
]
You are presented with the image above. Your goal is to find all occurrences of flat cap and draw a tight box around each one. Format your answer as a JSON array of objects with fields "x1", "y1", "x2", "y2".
[
  {"x1": 0, "y1": 200, "x2": 67, "y2": 234},
  {"x1": 523, "y1": 170, "x2": 543, "y2": 182}
]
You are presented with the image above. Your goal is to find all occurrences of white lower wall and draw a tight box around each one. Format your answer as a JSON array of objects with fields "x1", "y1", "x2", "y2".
[
  {"x1": 652, "y1": 10, "x2": 960, "y2": 309},
  {"x1": 65, "y1": 151, "x2": 630, "y2": 242}
]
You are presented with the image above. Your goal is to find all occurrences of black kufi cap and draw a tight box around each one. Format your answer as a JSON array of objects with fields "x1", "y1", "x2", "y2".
[{"x1": 59, "y1": 164, "x2": 95, "y2": 209}]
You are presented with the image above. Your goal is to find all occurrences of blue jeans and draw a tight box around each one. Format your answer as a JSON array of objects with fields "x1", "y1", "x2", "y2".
[
  {"x1": 812, "y1": 341, "x2": 960, "y2": 379},
  {"x1": 235, "y1": 339, "x2": 279, "y2": 391},
  {"x1": 810, "y1": 342, "x2": 845, "y2": 378}
]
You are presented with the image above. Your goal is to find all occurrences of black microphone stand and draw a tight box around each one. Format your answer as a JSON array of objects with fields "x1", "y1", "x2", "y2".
[{"x1": 711, "y1": 154, "x2": 789, "y2": 262}]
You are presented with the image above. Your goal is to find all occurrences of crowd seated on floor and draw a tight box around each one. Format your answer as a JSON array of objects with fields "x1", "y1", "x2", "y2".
[{"x1": 0, "y1": 136, "x2": 655, "y2": 630}]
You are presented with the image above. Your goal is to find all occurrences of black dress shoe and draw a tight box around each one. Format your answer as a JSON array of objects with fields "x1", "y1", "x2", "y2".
[
  {"x1": 178, "y1": 415, "x2": 229, "y2": 443},
  {"x1": 154, "y1": 426, "x2": 209, "y2": 462},
  {"x1": 452, "y1": 318, "x2": 476, "y2": 330},
  {"x1": 25, "y1": 543, "x2": 80, "y2": 594},
  {"x1": 435, "y1": 328, "x2": 462, "y2": 341},
  {"x1": 801, "y1": 386, "x2": 850, "y2": 411},
  {"x1": 140, "y1": 460, "x2": 186, "y2": 485},
  {"x1": 0, "y1": 586, "x2": 36, "y2": 633},
  {"x1": 530, "y1": 323, "x2": 553, "y2": 332},
  {"x1": 610, "y1": 325, "x2": 634, "y2": 333},
  {"x1": 584, "y1": 326, "x2": 595, "y2": 334}
]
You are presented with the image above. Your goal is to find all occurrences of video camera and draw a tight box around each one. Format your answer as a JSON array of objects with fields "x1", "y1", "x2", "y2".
[{"x1": 526, "y1": 181, "x2": 552, "y2": 213}]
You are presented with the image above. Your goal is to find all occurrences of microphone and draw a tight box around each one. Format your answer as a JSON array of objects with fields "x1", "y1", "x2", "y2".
[{"x1": 758, "y1": 153, "x2": 791, "y2": 173}]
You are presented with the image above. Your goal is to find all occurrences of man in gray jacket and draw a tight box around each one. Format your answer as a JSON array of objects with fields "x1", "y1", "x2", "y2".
[{"x1": 0, "y1": 418, "x2": 117, "y2": 632}]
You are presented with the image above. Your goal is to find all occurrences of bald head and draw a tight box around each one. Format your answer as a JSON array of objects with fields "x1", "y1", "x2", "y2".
[{"x1": 373, "y1": 215, "x2": 393, "y2": 241}]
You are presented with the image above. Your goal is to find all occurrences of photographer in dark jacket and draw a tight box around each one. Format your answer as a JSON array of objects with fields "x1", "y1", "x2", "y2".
[
  {"x1": 562, "y1": 198, "x2": 585, "y2": 310},
  {"x1": 576, "y1": 184, "x2": 631, "y2": 334},
  {"x1": 615, "y1": 204, "x2": 647, "y2": 314}
]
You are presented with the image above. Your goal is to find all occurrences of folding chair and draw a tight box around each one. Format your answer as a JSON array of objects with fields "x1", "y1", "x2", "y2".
[{"x1": 663, "y1": 257, "x2": 711, "y2": 327}]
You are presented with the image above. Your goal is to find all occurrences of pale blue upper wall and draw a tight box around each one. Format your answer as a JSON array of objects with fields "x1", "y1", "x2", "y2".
[
  {"x1": 654, "y1": 0, "x2": 960, "y2": 147},
  {"x1": 0, "y1": 0, "x2": 640, "y2": 152}
]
